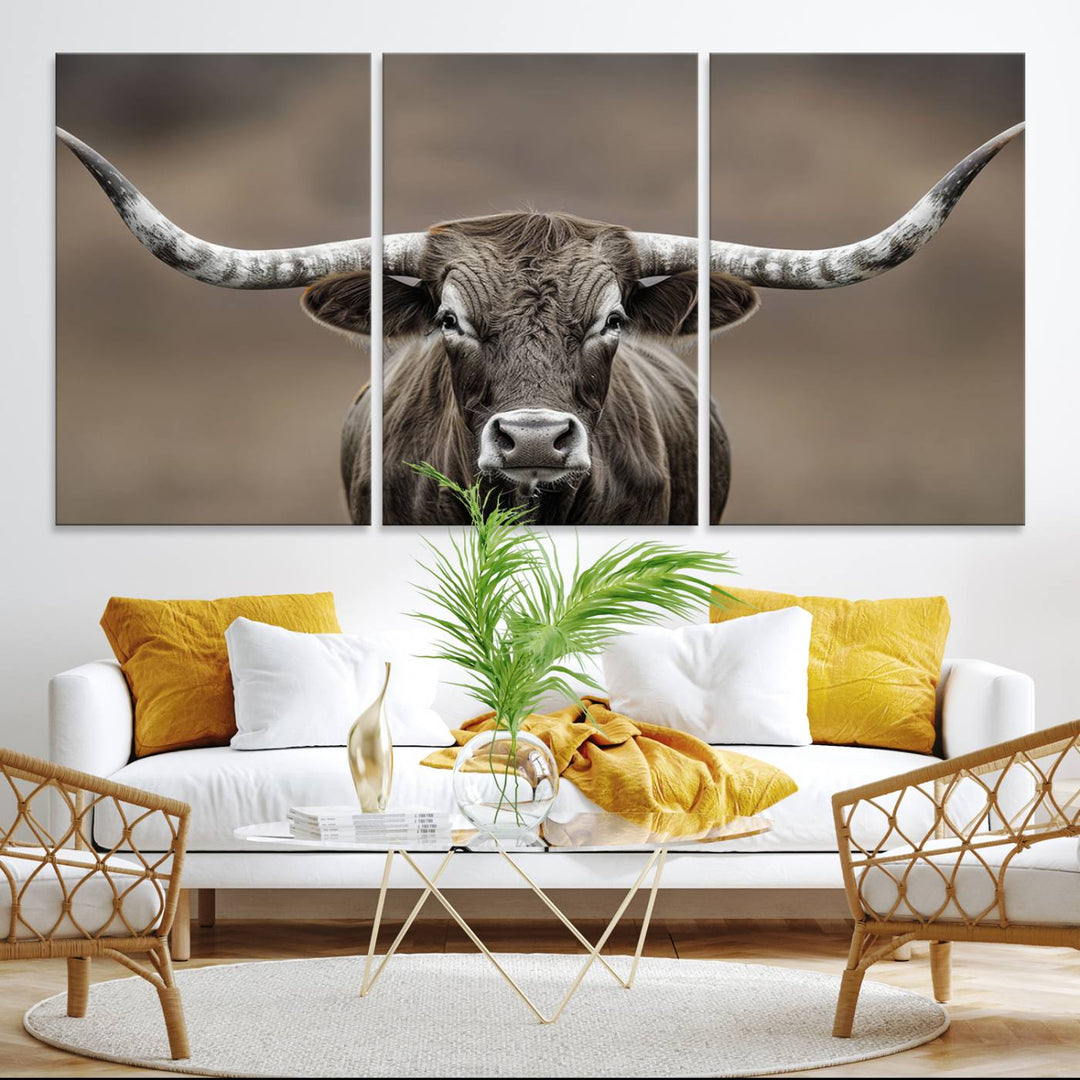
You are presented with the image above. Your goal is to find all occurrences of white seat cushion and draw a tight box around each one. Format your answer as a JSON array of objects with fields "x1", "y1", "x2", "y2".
[
  {"x1": 860, "y1": 835, "x2": 1080, "y2": 926},
  {"x1": 0, "y1": 848, "x2": 164, "y2": 940},
  {"x1": 98, "y1": 746, "x2": 464, "y2": 852},
  {"x1": 98, "y1": 742, "x2": 958, "y2": 854},
  {"x1": 705, "y1": 744, "x2": 969, "y2": 853}
]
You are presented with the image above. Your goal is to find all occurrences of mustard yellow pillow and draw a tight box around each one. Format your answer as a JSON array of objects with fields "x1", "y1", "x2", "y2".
[
  {"x1": 710, "y1": 588, "x2": 949, "y2": 753},
  {"x1": 101, "y1": 593, "x2": 341, "y2": 758}
]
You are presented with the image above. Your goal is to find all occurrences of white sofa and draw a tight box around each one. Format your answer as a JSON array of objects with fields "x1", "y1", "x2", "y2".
[{"x1": 49, "y1": 657, "x2": 1033, "y2": 951}]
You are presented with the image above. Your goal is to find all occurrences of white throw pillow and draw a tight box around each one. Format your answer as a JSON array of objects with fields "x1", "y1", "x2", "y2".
[
  {"x1": 601, "y1": 608, "x2": 813, "y2": 745},
  {"x1": 225, "y1": 618, "x2": 454, "y2": 749}
]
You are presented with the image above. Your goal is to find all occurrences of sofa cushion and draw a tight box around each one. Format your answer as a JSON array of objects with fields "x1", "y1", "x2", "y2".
[
  {"x1": 97, "y1": 742, "x2": 961, "y2": 854},
  {"x1": 603, "y1": 609, "x2": 813, "y2": 745},
  {"x1": 710, "y1": 588, "x2": 950, "y2": 753},
  {"x1": 97, "y1": 746, "x2": 460, "y2": 852},
  {"x1": 225, "y1": 618, "x2": 453, "y2": 749},
  {"x1": 705, "y1": 744, "x2": 982, "y2": 854},
  {"x1": 860, "y1": 836, "x2": 1080, "y2": 926},
  {"x1": 0, "y1": 848, "x2": 164, "y2": 940},
  {"x1": 100, "y1": 592, "x2": 342, "y2": 758}
]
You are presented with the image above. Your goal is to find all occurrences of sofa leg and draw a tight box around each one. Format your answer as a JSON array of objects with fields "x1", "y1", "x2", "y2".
[
  {"x1": 892, "y1": 938, "x2": 913, "y2": 961},
  {"x1": 66, "y1": 956, "x2": 91, "y2": 1017},
  {"x1": 172, "y1": 889, "x2": 191, "y2": 962},
  {"x1": 930, "y1": 940, "x2": 952, "y2": 1002},
  {"x1": 198, "y1": 888, "x2": 216, "y2": 928},
  {"x1": 832, "y1": 967, "x2": 865, "y2": 1038}
]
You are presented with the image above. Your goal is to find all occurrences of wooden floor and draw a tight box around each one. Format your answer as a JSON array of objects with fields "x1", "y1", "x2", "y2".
[{"x1": 3, "y1": 919, "x2": 1078, "y2": 1077}]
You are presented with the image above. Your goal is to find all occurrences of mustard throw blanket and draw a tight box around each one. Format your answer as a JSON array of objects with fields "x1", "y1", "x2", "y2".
[{"x1": 422, "y1": 699, "x2": 797, "y2": 830}]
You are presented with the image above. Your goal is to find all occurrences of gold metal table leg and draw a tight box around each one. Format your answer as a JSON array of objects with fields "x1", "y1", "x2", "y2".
[
  {"x1": 358, "y1": 844, "x2": 672, "y2": 1024},
  {"x1": 397, "y1": 850, "x2": 551, "y2": 1024},
  {"x1": 361, "y1": 849, "x2": 395, "y2": 994},
  {"x1": 362, "y1": 849, "x2": 455, "y2": 995},
  {"x1": 544, "y1": 849, "x2": 664, "y2": 1022},
  {"x1": 493, "y1": 844, "x2": 641, "y2": 988},
  {"x1": 626, "y1": 847, "x2": 667, "y2": 988}
]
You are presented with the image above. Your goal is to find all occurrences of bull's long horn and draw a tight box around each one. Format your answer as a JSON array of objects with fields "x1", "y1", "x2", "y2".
[
  {"x1": 631, "y1": 122, "x2": 1024, "y2": 288},
  {"x1": 57, "y1": 128, "x2": 427, "y2": 285}
]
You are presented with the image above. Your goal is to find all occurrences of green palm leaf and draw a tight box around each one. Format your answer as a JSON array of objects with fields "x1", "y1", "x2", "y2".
[{"x1": 407, "y1": 463, "x2": 738, "y2": 734}]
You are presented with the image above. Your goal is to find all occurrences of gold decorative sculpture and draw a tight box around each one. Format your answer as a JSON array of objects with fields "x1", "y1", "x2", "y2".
[{"x1": 347, "y1": 662, "x2": 393, "y2": 812}]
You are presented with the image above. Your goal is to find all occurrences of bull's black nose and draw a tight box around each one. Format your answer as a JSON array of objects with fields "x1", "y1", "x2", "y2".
[
  {"x1": 478, "y1": 408, "x2": 590, "y2": 477},
  {"x1": 495, "y1": 414, "x2": 570, "y2": 466}
]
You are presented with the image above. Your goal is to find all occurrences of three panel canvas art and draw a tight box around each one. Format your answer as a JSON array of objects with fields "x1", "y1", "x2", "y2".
[{"x1": 56, "y1": 54, "x2": 1024, "y2": 525}]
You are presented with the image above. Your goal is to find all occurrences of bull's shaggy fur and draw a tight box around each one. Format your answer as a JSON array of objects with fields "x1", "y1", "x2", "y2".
[{"x1": 306, "y1": 211, "x2": 757, "y2": 525}]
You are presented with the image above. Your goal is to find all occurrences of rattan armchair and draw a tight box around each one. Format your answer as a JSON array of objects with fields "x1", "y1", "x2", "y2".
[
  {"x1": 831, "y1": 718, "x2": 1080, "y2": 1038},
  {"x1": 0, "y1": 747, "x2": 191, "y2": 1059}
]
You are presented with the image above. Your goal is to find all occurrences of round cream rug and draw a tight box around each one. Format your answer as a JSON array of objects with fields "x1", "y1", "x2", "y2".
[{"x1": 24, "y1": 953, "x2": 948, "y2": 1077}]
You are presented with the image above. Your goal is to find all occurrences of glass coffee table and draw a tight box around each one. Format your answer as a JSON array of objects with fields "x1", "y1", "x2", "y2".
[{"x1": 236, "y1": 810, "x2": 770, "y2": 1024}]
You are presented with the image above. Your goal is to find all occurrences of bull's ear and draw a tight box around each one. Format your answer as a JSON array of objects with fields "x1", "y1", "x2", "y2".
[
  {"x1": 301, "y1": 271, "x2": 371, "y2": 339},
  {"x1": 625, "y1": 270, "x2": 759, "y2": 338},
  {"x1": 301, "y1": 273, "x2": 438, "y2": 341},
  {"x1": 708, "y1": 272, "x2": 759, "y2": 335},
  {"x1": 382, "y1": 277, "x2": 437, "y2": 338}
]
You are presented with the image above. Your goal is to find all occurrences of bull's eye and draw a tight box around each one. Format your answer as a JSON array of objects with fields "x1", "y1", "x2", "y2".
[
  {"x1": 603, "y1": 311, "x2": 624, "y2": 334},
  {"x1": 438, "y1": 311, "x2": 459, "y2": 332}
]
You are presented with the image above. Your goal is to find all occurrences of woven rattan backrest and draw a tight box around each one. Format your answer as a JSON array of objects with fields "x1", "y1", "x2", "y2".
[
  {"x1": 0, "y1": 747, "x2": 190, "y2": 944},
  {"x1": 832, "y1": 719, "x2": 1080, "y2": 928}
]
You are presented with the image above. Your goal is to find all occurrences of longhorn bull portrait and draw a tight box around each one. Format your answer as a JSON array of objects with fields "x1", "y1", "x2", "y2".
[{"x1": 57, "y1": 122, "x2": 1023, "y2": 525}]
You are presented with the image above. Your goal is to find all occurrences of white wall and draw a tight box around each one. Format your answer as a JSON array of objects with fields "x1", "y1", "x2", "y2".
[{"x1": 3, "y1": 1, "x2": 1079, "y2": 776}]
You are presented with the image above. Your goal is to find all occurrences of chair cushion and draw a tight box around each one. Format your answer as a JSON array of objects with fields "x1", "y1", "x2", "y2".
[
  {"x1": 98, "y1": 742, "x2": 952, "y2": 853},
  {"x1": 0, "y1": 848, "x2": 164, "y2": 940},
  {"x1": 860, "y1": 835, "x2": 1080, "y2": 925}
]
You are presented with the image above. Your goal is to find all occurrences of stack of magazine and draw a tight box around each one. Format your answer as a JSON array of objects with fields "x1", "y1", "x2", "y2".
[{"x1": 288, "y1": 805, "x2": 452, "y2": 846}]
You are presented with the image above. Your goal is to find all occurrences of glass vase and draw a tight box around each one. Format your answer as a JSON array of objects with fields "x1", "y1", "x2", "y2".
[
  {"x1": 347, "y1": 662, "x2": 393, "y2": 813},
  {"x1": 452, "y1": 728, "x2": 558, "y2": 840}
]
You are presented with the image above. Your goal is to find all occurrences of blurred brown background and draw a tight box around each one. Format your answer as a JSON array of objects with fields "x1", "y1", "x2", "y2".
[
  {"x1": 384, "y1": 54, "x2": 696, "y2": 233},
  {"x1": 711, "y1": 54, "x2": 1024, "y2": 524},
  {"x1": 57, "y1": 55, "x2": 370, "y2": 524}
]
